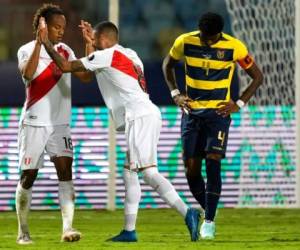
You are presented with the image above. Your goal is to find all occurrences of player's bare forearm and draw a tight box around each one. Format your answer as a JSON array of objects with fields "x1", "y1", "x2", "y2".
[
  {"x1": 239, "y1": 62, "x2": 264, "y2": 103},
  {"x1": 86, "y1": 43, "x2": 95, "y2": 56},
  {"x1": 73, "y1": 68, "x2": 93, "y2": 83},
  {"x1": 43, "y1": 39, "x2": 70, "y2": 71},
  {"x1": 43, "y1": 40, "x2": 86, "y2": 73},
  {"x1": 162, "y1": 55, "x2": 179, "y2": 91}
]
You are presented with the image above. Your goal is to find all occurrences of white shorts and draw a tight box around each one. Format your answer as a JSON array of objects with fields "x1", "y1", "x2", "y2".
[
  {"x1": 125, "y1": 115, "x2": 162, "y2": 169},
  {"x1": 18, "y1": 124, "x2": 73, "y2": 170}
]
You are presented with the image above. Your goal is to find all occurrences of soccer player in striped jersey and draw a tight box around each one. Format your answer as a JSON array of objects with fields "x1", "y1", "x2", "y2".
[
  {"x1": 15, "y1": 3, "x2": 93, "y2": 244},
  {"x1": 162, "y1": 12, "x2": 263, "y2": 239}
]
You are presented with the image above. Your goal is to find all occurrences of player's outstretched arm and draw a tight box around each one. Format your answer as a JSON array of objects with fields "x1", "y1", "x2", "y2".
[{"x1": 43, "y1": 39, "x2": 87, "y2": 73}]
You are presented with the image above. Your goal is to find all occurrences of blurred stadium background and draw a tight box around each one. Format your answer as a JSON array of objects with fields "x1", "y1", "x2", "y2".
[{"x1": 0, "y1": 0, "x2": 299, "y2": 213}]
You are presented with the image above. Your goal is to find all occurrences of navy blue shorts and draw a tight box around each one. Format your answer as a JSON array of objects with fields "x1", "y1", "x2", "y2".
[{"x1": 181, "y1": 112, "x2": 231, "y2": 160}]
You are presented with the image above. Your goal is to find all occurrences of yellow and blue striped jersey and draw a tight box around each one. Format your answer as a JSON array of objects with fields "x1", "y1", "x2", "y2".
[{"x1": 169, "y1": 31, "x2": 254, "y2": 110}]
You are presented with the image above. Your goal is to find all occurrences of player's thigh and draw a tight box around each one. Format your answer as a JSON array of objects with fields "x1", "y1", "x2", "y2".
[
  {"x1": 18, "y1": 124, "x2": 48, "y2": 170},
  {"x1": 126, "y1": 115, "x2": 161, "y2": 169},
  {"x1": 45, "y1": 125, "x2": 73, "y2": 160},
  {"x1": 204, "y1": 115, "x2": 231, "y2": 157},
  {"x1": 181, "y1": 113, "x2": 206, "y2": 161}
]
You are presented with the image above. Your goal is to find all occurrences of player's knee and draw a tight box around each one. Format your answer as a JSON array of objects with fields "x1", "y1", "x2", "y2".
[
  {"x1": 142, "y1": 166, "x2": 158, "y2": 184},
  {"x1": 20, "y1": 169, "x2": 38, "y2": 189},
  {"x1": 184, "y1": 158, "x2": 202, "y2": 177},
  {"x1": 53, "y1": 157, "x2": 73, "y2": 181},
  {"x1": 206, "y1": 153, "x2": 222, "y2": 161},
  {"x1": 57, "y1": 169, "x2": 72, "y2": 181}
]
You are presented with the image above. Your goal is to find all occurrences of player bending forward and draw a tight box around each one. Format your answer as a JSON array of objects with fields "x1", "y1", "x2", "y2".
[{"x1": 39, "y1": 20, "x2": 200, "y2": 242}]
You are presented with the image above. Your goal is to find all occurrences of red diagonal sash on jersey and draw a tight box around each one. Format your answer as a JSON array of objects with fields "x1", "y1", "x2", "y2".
[
  {"x1": 111, "y1": 50, "x2": 138, "y2": 80},
  {"x1": 111, "y1": 50, "x2": 147, "y2": 92},
  {"x1": 25, "y1": 46, "x2": 69, "y2": 110}
]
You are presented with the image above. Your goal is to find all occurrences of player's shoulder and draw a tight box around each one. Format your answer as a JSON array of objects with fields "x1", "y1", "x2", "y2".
[
  {"x1": 175, "y1": 30, "x2": 200, "y2": 42},
  {"x1": 222, "y1": 33, "x2": 247, "y2": 48},
  {"x1": 111, "y1": 44, "x2": 139, "y2": 59},
  {"x1": 18, "y1": 40, "x2": 35, "y2": 53},
  {"x1": 56, "y1": 42, "x2": 74, "y2": 53},
  {"x1": 122, "y1": 46, "x2": 139, "y2": 58}
]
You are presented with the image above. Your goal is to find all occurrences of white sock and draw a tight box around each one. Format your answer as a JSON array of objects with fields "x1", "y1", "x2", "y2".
[
  {"x1": 15, "y1": 182, "x2": 32, "y2": 235},
  {"x1": 142, "y1": 167, "x2": 188, "y2": 217},
  {"x1": 123, "y1": 169, "x2": 141, "y2": 231},
  {"x1": 58, "y1": 181, "x2": 75, "y2": 233}
]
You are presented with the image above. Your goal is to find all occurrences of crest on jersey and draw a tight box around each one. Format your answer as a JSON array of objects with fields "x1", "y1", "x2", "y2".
[
  {"x1": 24, "y1": 157, "x2": 31, "y2": 165},
  {"x1": 217, "y1": 50, "x2": 225, "y2": 59}
]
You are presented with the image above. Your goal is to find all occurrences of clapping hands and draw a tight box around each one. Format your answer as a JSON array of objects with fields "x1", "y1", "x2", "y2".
[{"x1": 37, "y1": 17, "x2": 48, "y2": 44}]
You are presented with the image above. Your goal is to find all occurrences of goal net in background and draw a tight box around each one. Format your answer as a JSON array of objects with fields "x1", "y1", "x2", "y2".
[{"x1": 225, "y1": 0, "x2": 298, "y2": 207}]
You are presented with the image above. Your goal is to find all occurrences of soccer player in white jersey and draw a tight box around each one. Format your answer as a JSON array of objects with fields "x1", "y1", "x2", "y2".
[
  {"x1": 15, "y1": 4, "x2": 93, "y2": 244},
  {"x1": 38, "y1": 21, "x2": 201, "y2": 242}
]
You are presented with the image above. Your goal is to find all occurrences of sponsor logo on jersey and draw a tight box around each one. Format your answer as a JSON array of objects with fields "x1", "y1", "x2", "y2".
[
  {"x1": 203, "y1": 53, "x2": 212, "y2": 59},
  {"x1": 29, "y1": 115, "x2": 37, "y2": 119}
]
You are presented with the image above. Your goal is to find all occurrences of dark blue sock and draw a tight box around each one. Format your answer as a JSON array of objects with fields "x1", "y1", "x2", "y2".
[{"x1": 205, "y1": 158, "x2": 222, "y2": 221}]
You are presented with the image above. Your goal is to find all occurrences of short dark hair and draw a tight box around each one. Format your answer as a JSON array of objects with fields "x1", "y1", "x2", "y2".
[
  {"x1": 198, "y1": 12, "x2": 224, "y2": 36},
  {"x1": 94, "y1": 21, "x2": 119, "y2": 37},
  {"x1": 32, "y1": 3, "x2": 64, "y2": 35}
]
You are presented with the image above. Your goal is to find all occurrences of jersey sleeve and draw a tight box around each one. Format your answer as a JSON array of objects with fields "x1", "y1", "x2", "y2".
[
  {"x1": 234, "y1": 39, "x2": 254, "y2": 69},
  {"x1": 17, "y1": 46, "x2": 30, "y2": 70},
  {"x1": 169, "y1": 34, "x2": 185, "y2": 60},
  {"x1": 67, "y1": 48, "x2": 77, "y2": 61},
  {"x1": 80, "y1": 50, "x2": 113, "y2": 71}
]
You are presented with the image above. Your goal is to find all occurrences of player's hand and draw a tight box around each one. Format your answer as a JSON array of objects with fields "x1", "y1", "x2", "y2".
[
  {"x1": 79, "y1": 20, "x2": 93, "y2": 45},
  {"x1": 37, "y1": 17, "x2": 48, "y2": 44},
  {"x1": 216, "y1": 99, "x2": 239, "y2": 117},
  {"x1": 173, "y1": 94, "x2": 192, "y2": 114}
]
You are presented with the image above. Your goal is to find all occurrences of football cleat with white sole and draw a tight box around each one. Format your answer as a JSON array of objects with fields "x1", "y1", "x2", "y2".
[
  {"x1": 61, "y1": 228, "x2": 82, "y2": 242},
  {"x1": 200, "y1": 221, "x2": 216, "y2": 239},
  {"x1": 16, "y1": 232, "x2": 33, "y2": 245}
]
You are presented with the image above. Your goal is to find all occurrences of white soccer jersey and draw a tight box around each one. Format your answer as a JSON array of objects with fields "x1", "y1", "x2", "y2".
[
  {"x1": 80, "y1": 44, "x2": 161, "y2": 131},
  {"x1": 17, "y1": 40, "x2": 76, "y2": 126}
]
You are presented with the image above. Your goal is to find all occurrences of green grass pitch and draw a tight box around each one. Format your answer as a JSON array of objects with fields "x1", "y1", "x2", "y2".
[{"x1": 0, "y1": 208, "x2": 299, "y2": 250}]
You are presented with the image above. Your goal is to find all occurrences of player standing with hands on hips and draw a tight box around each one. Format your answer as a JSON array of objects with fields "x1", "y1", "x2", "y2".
[
  {"x1": 162, "y1": 12, "x2": 263, "y2": 239},
  {"x1": 38, "y1": 19, "x2": 201, "y2": 242},
  {"x1": 15, "y1": 3, "x2": 93, "y2": 244}
]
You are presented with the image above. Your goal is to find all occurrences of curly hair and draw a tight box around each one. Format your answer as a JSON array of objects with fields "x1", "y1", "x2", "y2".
[{"x1": 32, "y1": 3, "x2": 64, "y2": 35}]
